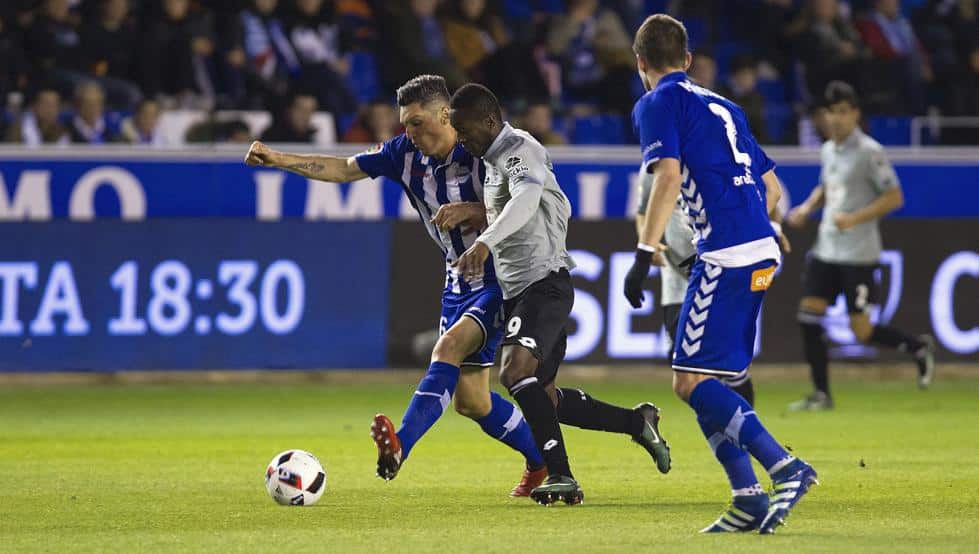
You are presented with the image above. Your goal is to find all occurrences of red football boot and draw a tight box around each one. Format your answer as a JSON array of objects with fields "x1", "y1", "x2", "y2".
[
  {"x1": 370, "y1": 413, "x2": 403, "y2": 480},
  {"x1": 510, "y1": 465, "x2": 548, "y2": 497}
]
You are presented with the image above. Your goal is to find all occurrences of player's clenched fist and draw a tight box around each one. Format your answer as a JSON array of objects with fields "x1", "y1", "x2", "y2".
[
  {"x1": 430, "y1": 202, "x2": 487, "y2": 232},
  {"x1": 453, "y1": 241, "x2": 490, "y2": 283},
  {"x1": 245, "y1": 141, "x2": 279, "y2": 167}
]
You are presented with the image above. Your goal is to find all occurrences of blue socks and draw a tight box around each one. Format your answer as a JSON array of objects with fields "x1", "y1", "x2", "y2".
[
  {"x1": 477, "y1": 391, "x2": 545, "y2": 469},
  {"x1": 396, "y1": 362, "x2": 544, "y2": 469},
  {"x1": 698, "y1": 416, "x2": 762, "y2": 495},
  {"x1": 397, "y1": 361, "x2": 459, "y2": 459},
  {"x1": 689, "y1": 378, "x2": 792, "y2": 472}
]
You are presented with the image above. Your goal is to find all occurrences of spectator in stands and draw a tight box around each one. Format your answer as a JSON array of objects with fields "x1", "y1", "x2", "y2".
[
  {"x1": 719, "y1": 55, "x2": 769, "y2": 143},
  {"x1": 69, "y1": 81, "x2": 115, "y2": 143},
  {"x1": 261, "y1": 92, "x2": 318, "y2": 143},
  {"x1": 688, "y1": 50, "x2": 717, "y2": 90},
  {"x1": 233, "y1": 0, "x2": 299, "y2": 109},
  {"x1": 24, "y1": 0, "x2": 83, "y2": 96},
  {"x1": 117, "y1": 98, "x2": 165, "y2": 146},
  {"x1": 334, "y1": 0, "x2": 377, "y2": 50},
  {"x1": 440, "y1": 0, "x2": 549, "y2": 110},
  {"x1": 520, "y1": 102, "x2": 566, "y2": 145},
  {"x1": 0, "y1": 14, "x2": 28, "y2": 104},
  {"x1": 856, "y1": 0, "x2": 932, "y2": 113},
  {"x1": 944, "y1": 43, "x2": 979, "y2": 143},
  {"x1": 141, "y1": 0, "x2": 217, "y2": 107},
  {"x1": 223, "y1": 120, "x2": 253, "y2": 143},
  {"x1": 798, "y1": 103, "x2": 833, "y2": 147},
  {"x1": 341, "y1": 98, "x2": 399, "y2": 143},
  {"x1": 4, "y1": 89, "x2": 70, "y2": 146},
  {"x1": 373, "y1": 0, "x2": 468, "y2": 92},
  {"x1": 794, "y1": 0, "x2": 868, "y2": 103},
  {"x1": 79, "y1": 0, "x2": 143, "y2": 109},
  {"x1": 285, "y1": 0, "x2": 357, "y2": 116},
  {"x1": 546, "y1": 0, "x2": 636, "y2": 114},
  {"x1": 440, "y1": 0, "x2": 508, "y2": 73}
]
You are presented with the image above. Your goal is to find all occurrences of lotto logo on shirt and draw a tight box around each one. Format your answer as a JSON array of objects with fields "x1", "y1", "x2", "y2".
[
  {"x1": 750, "y1": 266, "x2": 776, "y2": 291},
  {"x1": 504, "y1": 156, "x2": 529, "y2": 178}
]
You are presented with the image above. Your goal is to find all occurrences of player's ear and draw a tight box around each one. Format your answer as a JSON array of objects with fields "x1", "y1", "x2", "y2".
[
  {"x1": 439, "y1": 104, "x2": 450, "y2": 126},
  {"x1": 683, "y1": 51, "x2": 692, "y2": 71}
]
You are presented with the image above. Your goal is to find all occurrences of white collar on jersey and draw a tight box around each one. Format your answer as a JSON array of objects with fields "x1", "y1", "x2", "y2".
[
  {"x1": 483, "y1": 122, "x2": 514, "y2": 162},
  {"x1": 834, "y1": 128, "x2": 865, "y2": 151}
]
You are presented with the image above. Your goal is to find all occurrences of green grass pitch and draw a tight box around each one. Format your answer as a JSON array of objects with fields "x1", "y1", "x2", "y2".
[{"x1": 2, "y1": 376, "x2": 978, "y2": 552}]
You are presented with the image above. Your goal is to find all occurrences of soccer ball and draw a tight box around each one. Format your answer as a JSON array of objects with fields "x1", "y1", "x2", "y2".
[{"x1": 265, "y1": 450, "x2": 327, "y2": 506}]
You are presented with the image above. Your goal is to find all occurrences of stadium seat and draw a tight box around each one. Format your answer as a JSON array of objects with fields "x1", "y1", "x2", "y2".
[
  {"x1": 572, "y1": 115, "x2": 627, "y2": 145},
  {"x1": 713, "y1": 41, "x2": 752, "y2": 82},
  {"x1": 868, "y1": 116, "x2": 912, "y2": 146},
  {"x1": 763, "y1": 103, "x2": 794, "y2": 144},
  {"x1": 757, "y1": 78, "x2": 787, "y2": 105},
  {"x1": 345, "y1": 51, "x2": 381, "y2": 104}
]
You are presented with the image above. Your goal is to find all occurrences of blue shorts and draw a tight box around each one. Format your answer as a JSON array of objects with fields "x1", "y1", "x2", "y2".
[
  {"x1": 440, "y1": 283, "x2": 504, "y2": 368},
  {"x1": 672, "y1": 258, "x2": 777, "y2": 379}
]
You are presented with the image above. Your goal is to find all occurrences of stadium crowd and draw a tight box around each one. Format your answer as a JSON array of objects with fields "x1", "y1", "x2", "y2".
[{"x1": 0, "y1": 0, "x2": 977, "y2": 146}]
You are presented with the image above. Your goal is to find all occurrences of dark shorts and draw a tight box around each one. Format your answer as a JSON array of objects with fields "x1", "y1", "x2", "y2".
[
  {"x1": 802, "y1": 256, "x2": 878, "y2": 315},
  {"x1": 501, "y1": 269, "x2": 574, "y2": 387}
]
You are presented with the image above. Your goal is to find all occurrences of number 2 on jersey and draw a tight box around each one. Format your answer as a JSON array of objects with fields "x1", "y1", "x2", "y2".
[{"x1": 708, "y1": 103, "x2": 752, "y2": 167}]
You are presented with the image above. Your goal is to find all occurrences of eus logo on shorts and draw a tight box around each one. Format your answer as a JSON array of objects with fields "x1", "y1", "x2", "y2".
[{"x1": 750, "y1": 266, "x2": 776, "y2": 291}]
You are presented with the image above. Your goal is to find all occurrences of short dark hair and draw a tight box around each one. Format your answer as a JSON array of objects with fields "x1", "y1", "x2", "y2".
[
  {"x1": 396, "y1": 75, "x2": 450, "y2": 107},
  {"x1": 633, "y1": 14, "x2": 688, "y2": 72},
  {"x1": 824, "y1": 80, "x2": 859, "y2": 109},
  {"x1": 449, "y1": 83, "x2": 502, "y2": 123}
]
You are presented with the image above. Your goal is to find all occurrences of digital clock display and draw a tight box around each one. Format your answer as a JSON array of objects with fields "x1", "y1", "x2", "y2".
[{"x1": 0, "y1": 221, "x2": 391, "y2": 370}]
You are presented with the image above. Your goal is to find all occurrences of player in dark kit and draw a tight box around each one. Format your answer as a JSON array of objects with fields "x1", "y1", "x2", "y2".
[
  {"x1": 450, "y1": 83, "x2": 671, "y2": 506},
  {"x1": 625, "y1": 14, "x2": 815, "y2": 533},
  {"x1": 785, "y1": 81, "x2": 936, "y2": 411}
]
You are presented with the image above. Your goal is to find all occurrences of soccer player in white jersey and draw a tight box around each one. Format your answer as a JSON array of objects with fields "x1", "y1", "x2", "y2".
[
  {"x1": 450, "y1": 83, "x2": 671, "y2": 507},
  {"x1": 786, "y1": 81, "x2": 935, "y2": 411},
  {"x1": 625, "y1": 14, "x2": 816, "y2": 533},
  {"x1": 245, "y1": 75, "x2": 547, "y2": 497}
]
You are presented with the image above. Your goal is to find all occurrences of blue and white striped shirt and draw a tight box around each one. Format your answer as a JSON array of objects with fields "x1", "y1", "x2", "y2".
[{"x1": 356, "y1": 134, "x2": 496, "y2": 295}]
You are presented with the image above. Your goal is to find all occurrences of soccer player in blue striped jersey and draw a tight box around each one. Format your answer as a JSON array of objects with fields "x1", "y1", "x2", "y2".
[
  {"x1": 245, "y1": 75, "x2": 546, "y2": 497},
  {"x1": 623, "y1": 15, "x2": 817, "y2": 534}
]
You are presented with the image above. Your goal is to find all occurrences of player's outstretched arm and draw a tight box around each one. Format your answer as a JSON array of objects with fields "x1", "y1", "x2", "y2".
[
  {"x1": 244, "y1": 140, "x2": 368, "y2": 183},
  {"x1": 786, "y1": 183, "x2": 825, "y2": 228}
]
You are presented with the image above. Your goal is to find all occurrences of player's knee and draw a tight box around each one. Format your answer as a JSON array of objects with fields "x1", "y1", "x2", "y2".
[
  {"x1": 799, "y1": 297, "x2": 827, "y2": 317},
  {"x1": 850, "y1": 317, "x2": 874, "y2": 343},
  {"x1": 499, "y1": 347, "x2": 536, "y2": 389},
  {"x1": 431, "y1": 332, "x2": 467, "y2": 365},
  {"x1": 672, "y1": 372, "x2": 705, "y2": 402}
]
